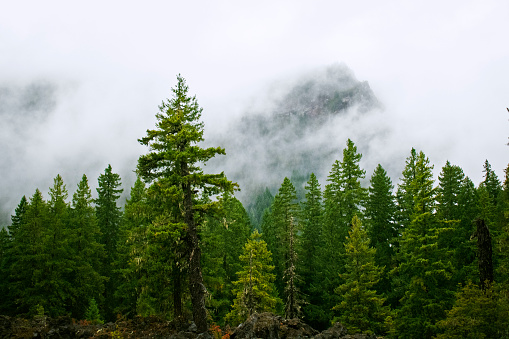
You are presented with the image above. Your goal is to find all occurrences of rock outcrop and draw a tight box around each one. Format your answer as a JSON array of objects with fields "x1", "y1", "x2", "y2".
[{"x1": 0, "y1": 313, "x2": 379, "y2": 338}]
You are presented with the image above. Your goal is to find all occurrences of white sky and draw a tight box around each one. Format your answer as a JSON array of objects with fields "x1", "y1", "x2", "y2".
[{"x1": 0, "y1": 0, "x2": 508, "y2": 215}]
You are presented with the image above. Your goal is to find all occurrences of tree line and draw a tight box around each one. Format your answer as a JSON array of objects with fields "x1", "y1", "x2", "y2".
[{"x1": 1, "y1": 76, "x2": 508, "y2": 338}]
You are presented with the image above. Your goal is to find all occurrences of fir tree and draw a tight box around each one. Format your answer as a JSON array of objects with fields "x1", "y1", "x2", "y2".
[
  {"x1": 0, "y1": 227, "x2": 10, "y2": 314},
  {"x1": 9, "y1": 189, "x2": 48, "y2": 315},
  {"x1": 437, "y1": 162, "x2": 477, "y2": 285},
  {"x1": 334, "y1": 216, "x2": 392, "y2": 335},
  {"x1": 436, "y1": 282, "x2": 509, "y2": 339},
  {"x1": 96, "y1": 165, "x2": 123, "y2": 320},
  {"x1": 137, "y1": 75, "x2": 236, "y2": 332},
  {"x1": 114, "y1": 177, "x2": 150, "y2": 317},
  {"x1": 262, "y1": 177, "x2": 300, "y2": 309},
  {"x1": 201, "y1": 192, "x2": 252, "y2": 324},
  {"x1": 225, "y1": 230, "x2": 280, "y2": 326},
  {"x1": 70, "y1": 175, "x2": 105, "y2": 318},
  {"x1": 84, "y1": 298, "x2": 104, "y2": 324},
  {"x1": 392, "y1": 150, "x2": 454, "y2": 339},
  {"x1": 365, "y1": 164, "x2": 397, "y2": 300},
  {"x1": 43, "y1": 174, "x2": 73, "y2": 316},
  {"x1": 299, "y1": 173, "x2": 324, "y2": 326},
  {"x1": 340, "y1": 139, "x2": 367, "y2": 223}
]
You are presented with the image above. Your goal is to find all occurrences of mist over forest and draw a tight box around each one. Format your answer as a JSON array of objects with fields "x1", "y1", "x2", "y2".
[{"x1": 0, "y1": 63, "x2": 463, "y2": 227}]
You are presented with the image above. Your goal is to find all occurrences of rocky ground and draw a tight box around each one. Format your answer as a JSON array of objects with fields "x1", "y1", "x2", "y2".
[{"x1": 0, "y1": 312, "x2": 379, "y2": 339}]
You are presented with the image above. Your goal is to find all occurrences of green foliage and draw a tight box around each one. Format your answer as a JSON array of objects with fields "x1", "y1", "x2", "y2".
[
  {"x1": 262, "y1": 177, "x2": 300, "y2": 302},
  {"x1": 392, "y1": 150, "x2": 454, "y2": 339},
  {"x1": 247, "y1": 187, "x2": 274, "y2": 231},
  {"x1": 334, "y1": 216, "x2": 392, "y2": 335},
  {"x1": 201, "y1": 192, "x2": 252, "y2": 324},
  {"x1": 114, "y1": 177, "x2": 150, "y2": 317},
  {"x1": 299, "y1": 173, "x2": 324, "y2": 326},
  {"x1": 69, "y1": 174, "x2": 106, "y2": 319},
  {"x1": 8, "y1": 189, "x2": 49, "y2": 315},
  {"x1": 316, "y1": 139, "x2": 367, "y2": 327},
  {"x1": 365, "y1": 164, "x2": 396, "y2": 301},
  {"x1": 436, "y1": 282, "x2": 509, "y2": 339},
  {"x1": 84, "y1": 298, "x2": 104, "y2": 325},
  {"x1": 225, "y1": 231, "x2": 281, "y2": 326},
  {"x1": 136, "y1": 75, "x2": 236, "y2": 332},
  {"x1": 96, "y1": 165, "x2": 123, "y2": 320}
]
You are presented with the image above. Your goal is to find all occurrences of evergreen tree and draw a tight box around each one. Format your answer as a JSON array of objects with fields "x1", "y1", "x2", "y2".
[
  {"x1": 365, "y1": 164, "x2": 397, "y2": 300},
  {"x1": 455, "y1": 177, "x2": 479, "y2": 283},
  {"x1": 225, "y1": 230, "x2": 280, "y2": 326},
  {"x1": 70, "y1": 175, "x2": 105, "y2": 318},
  {"x1": 96, "y1": 165, "x2": 123, "y2": 320},
  {"x1": 115, "y1": 177, "x2": 150, "y2": 317},
  {"x1": 498, "y1": 164, "x2": 509, "y2": 284},
  {"x1": 299, "y1": 173, "x2": 324, "y2": 326},
  {"x1": 201, "y1": 192, "x2": 252, "y2": 324},
  {"x1": 1, "y1": 196, "x2": 28, "y2": 315},
  {"x1": 340, "y1": 139, "x2": 367, "y2": 223},
  {"x1": 392, "y1": 150, "x2": 454, "y2": 339},
  {"x1": 42, "y1": 174, "x2": 73, "y2": 316},
  {"x1": 9, "y1": 189, "x2": 48, "y2": 315},
  {"x1": 437, "y1": 162, "x2": 478, "y2": 286},
  {"x1": 333, "y1": 216, "x2": 391, "y2": 335},
  {"x1": 262, "y1": 177, "x2": 300, "y2": 310},
  {"x1": 317, "y1": 139, "x2": 367, "y2": 327},
  {"x1": 0, "y1": 227, "x2": 10, "y2": 314},
  {"x1": 436, "y1": 282, "x2": 509, "y2": 339},
  {"x1": 395, "y1": 148, "x2": 419, "y2": 230},
  {"x1": 247, "y1": 187, "x2": 274, "y2": 231},
  {"x1": 137, "y1": 75, "x2": 236, "y2": 332},
  {"x1": 84, "y1": 298, "x2": 104, "y2": 324}
]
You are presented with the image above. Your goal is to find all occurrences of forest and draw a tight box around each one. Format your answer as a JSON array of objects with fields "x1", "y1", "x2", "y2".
[{"x1": 1, "y1": 75, "x2": 508, "y2": 339}]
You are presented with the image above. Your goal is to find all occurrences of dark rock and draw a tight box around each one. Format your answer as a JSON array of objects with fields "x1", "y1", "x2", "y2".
[
  {"x1": 188, "y1": 322, "x2": 197, "y2": 333},
  {"x1": 314, "y1": 322, "x2": 348, "y2": 338},
  {"x1": 231, "y1": 312, "x2": 282, "y2": 339}
]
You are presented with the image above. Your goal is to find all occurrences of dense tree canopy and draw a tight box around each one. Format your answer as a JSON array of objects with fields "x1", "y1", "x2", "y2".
[{"x1": 1, "y1": 78, "x2": 508, "y2": 339}]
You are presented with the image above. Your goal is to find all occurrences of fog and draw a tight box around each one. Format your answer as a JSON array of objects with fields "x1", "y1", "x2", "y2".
[{"x1": 1, "y1": 1, "x2": 508, "y2": 225}]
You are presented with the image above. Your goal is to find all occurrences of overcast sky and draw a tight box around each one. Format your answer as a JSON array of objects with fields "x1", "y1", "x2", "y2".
[{"x1": 1, "y1": 0, "x2": 508, "y2": 221}]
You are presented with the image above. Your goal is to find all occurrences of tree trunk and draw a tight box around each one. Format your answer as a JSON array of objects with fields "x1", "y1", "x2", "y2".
[
  {"x1": 183, "y1": 181, "x2": 208, "y2": 333},
  {"x1": 173, "y1": 262, "x2": 182, "y2": 318}
]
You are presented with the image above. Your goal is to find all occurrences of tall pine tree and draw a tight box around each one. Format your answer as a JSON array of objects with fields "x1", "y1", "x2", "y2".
[
  {"x1": 333, "y1": 216, "x2": 392, "y2": 335},
  {"x1": 137, "y1": 75, "x2": 235, "y2": 332},
  {"x1": 96, "y1": 164, "x2": 123, "y2": 320}
]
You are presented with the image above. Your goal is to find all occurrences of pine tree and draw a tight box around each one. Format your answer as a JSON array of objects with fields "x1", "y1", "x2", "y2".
[
  {"x1": 84, "y1": 298, "x2": 104, "y2": 324},
  {"x1": 9, "y1": 189, "x2": 48, "y2": 315},
  {"x1": 137, "y1": 75, "x2": 236, "y2": 332},
  {"x1": 262, "y1": 177, "x2": 301, "y2": 313},
  {"x1": 96, "y1": 165, "x2": 123, "y2": 320},
  {"x1": 340, "y1": 139, "x2": 367, "y2": 223},
  {"x1": 334, "y1": 216, "x2": 391, "y2": 335},
  {"x1": 299, "y1": 173, "x2": 324, "y2": 326},
  {"x1": 201, "y1": 192, "x2": 252, "y2": 324},
  {"x1": 225, "y1": 230, "x2": 280, "y2": 326},
  {"x1": 395, "y1": 148, "x2": 419, "y2": 230},
  {"x1": 115, "y1": 177, "x2": 150, "y2": 317},
  {"x1": 455, "y1": 177, "x2": 479, "y2": 283},
  {"x1": 437, "y1": 162, "x2": 477, "y2": 286},
  {"x1": 42, "y1": 174, "x2": 73, "y2": 316},
  {"x1": 392, "y1": 150, "x2": 454, "y2": 339},
  {"x1": 498, "y1": 164, "x2": 509, "y2": 284},
  {"x1": 365, "y1": 164, "x2": 396, "y2": 300},
  {"x1": 436, "y1": 282, "x2": 509, "y2": 339},
  {"x1": 70, "y1": 175, "x2": 105, "y2": 318},
  {"x1": 317, "y1": 139, "x2": 367, "y2": 327},
  {"x1": 0, "y1": 227, "x2": 10, "y2": 314},
  {"x1": 2, "y1": 196, "x2": 28, "y2": 315}
]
